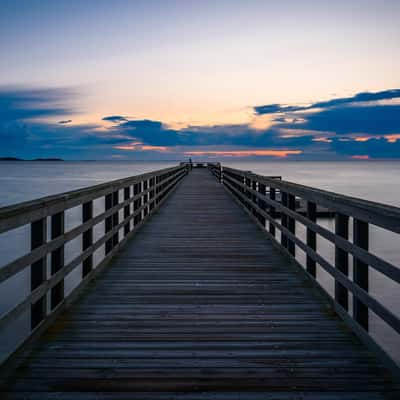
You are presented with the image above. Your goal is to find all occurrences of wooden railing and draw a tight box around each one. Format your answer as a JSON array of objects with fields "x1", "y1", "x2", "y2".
[
  {"x1": 0, "y1": 164, "x2": 188, "y2": 364},
  {"x1": 208, "y1": 163, "x2": 400, "y2": 369},
  {"x1": 208, "y1": 162, "x2": 222, "y2": 182}
]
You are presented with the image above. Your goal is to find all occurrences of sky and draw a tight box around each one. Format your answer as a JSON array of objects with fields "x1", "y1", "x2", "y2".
[{"x1": 0, "y1": 0, "x2": 399, "y2": 160}]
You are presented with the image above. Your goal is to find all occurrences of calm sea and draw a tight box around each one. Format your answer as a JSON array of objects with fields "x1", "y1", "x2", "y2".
[{"x1": 0, "y1": 160, "x2": 399, "y2": 364}]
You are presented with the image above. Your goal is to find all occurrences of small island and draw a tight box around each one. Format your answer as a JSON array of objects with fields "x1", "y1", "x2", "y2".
[
  {"x1": 0, "y1": 157, "x2": 22, "y2": 161},
  {"x1": 31, "y1": 158, "x2": 64, "y2": 161},
  {"x1": 0, "y1": 157, "x2": 64, "y2": 161}
]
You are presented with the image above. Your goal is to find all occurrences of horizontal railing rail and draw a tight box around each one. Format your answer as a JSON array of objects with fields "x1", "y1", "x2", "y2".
[
  {"x1": 208, "y1": 162, "x2": 222, "y2": 182},
  {"x1": 208, "y1": 163, "x2": 400, "y2": 370},
  {"x1": 0, "y1": 164, "x2": 188, "y2": 365}
]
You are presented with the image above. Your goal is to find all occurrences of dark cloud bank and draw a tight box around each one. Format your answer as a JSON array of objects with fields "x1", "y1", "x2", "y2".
[
  {"x1": 254, "y1": 89, "x2": 400, "y2": 115},
  {"x1": 0, "y1": 86, "x2": 399, "y2": 159},
  {"x1": 102, "y1": 115, "x2": 129, "y2": 123}
]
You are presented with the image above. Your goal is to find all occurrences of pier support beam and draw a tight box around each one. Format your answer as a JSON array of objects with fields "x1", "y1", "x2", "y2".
[
  {"x1": 269, "y1": 187, "x2": 276, "y2": 237},
  {"x1": 335, "y1": 213, "x2": 349, "y2": 310},
  {"x1": 31, "y1": 218, "x2": 47, "y2": 329},
  {"x1": 353, "y1": 218, "x2": 369, "y2": 330},
  {"x1": 51, "y1": 212, "x2": 64, "y2": 308},
  {"x1": 306, "y1": 202, "x2": 317, "y2": 277},
  {"x1": 124, "y1": 186, "x2": 131, "y2": 236},
  {"x1": 287, "y1": 194, "x2": 296, "y2": 256},
  {"x1": 82, "y1": 201, "x2": 93, "y2": 277}
]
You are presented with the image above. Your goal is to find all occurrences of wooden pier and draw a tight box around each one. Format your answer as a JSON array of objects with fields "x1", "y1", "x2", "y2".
[{"x1": 0, "y1": 164, "x2": 399, "y2": 398}]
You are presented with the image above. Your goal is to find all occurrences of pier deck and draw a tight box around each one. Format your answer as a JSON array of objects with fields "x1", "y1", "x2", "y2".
[{"x1": 1, "y1": 168, "x2": 399, "y2": 398}]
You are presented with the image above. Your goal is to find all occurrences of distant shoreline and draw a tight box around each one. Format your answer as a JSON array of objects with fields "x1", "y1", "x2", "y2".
[{"x1": 0, "y1": 157, "x2": 64, "y2": 162}]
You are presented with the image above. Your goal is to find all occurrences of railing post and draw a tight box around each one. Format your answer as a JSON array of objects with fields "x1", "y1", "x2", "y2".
[
  {"x1": 149, "y1": 178, "x2": 155, "y2": 211},
  {"x1": 240, "y1": 174, "x2": 245, "y2": 201},
  {"x1": 105, "y1": 193, "x2": 113, "y2": 254},
  {"x1": 30, "y1": 217, "x2": 47, "y2": 329},
  {"x1": 219, "y1": 164, "x2": 223, "y2": 183},
  {"x1": 258, "y1": 182, "x2": 266, "y2": 228},
  {"x1": 82, "y1": 200, "x2": 93, "y2": 277},
  {"x1": 287, "y1": 194, "x2": 296, "y2": 256},
  {"x1": 245, "y1": 177, "x2": 251, "y2": 211},
  {"x1": 134, "y1": 182, "x2": 142, "y2": 225},
  {"x1": 353, "y1": 218, "x2": 369, "y2": 330},
  {"x1": 112, "y1": 191, "x2": 119, "y2": 247},
  {"x1": 124, "y1": 186, "x2": 131, "y2": 236},
  {"x1": 269, "y1": 187, "x2": 276, "y2": 237},
  {"x1": 143, "y1": 180, "x2": 149, "y2": 217},
  {"x1": 335, "y1": 213, "x2": 349, "y2": 310},
  {"x1": 251, "y1": 179, "x2": 257, "y2": 217},
  {"x1": 306, "y1": 202, "x2": 317, "y2": 277},
  {"x1": 281, "y1": 192, "x2": 288, "y2": 249},
  {"x1": 51, "y1": 212, "x2": 64, "y2": 309},
  {"x1": 155, "y1": 176, "x2": 160, "y2": 204}
]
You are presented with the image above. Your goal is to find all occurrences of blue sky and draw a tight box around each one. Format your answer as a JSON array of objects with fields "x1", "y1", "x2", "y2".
[{"x1": 0, "y1": 0, "x2": 399, "y2": 160}]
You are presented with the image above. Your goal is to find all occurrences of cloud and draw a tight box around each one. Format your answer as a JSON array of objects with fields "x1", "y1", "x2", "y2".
[
  {"x1": 102, "y1": 115, "x2": 129, "y2": 123},
  {"x1": 310, "y1": 89, "x2": 400, "y2": 109},
  {"x1": 0, "y1": 86, "x2": 76, "y2": 157},
  {"x1": 282, "y1": 105, "x2": 400, "y2": 135},
  {"x1": 250, "y1": 88, "x2": 400, "y2": 159},
  {"x1": 1, "y1": 85, "x2": 400, "y2": 160},
  {"x1": 0, "y1": 86, "x2": 74, "y2": 123},
  {"x1": 115, "y1": 119, "x2": 325, "y2": 151},
  {"x1": 254, "y1": 104, "x2": 300, "y2": 115},
  {"x1": 114, "y1": 119, "x2": 202, "y2": 146},
  {"x1": 113, "y1": 142, "x2": 169, "y2": 152},
  {"x1": 331, "y1": 137, "x2": 400, "y2": 159},
  {"x1": 385, "y1": 134, "x2": 400, "y2": 143},
  {"x1": 254, "y1": 88, "x2": 400, "y2": 115},
  {"x1": 110, "y1": 113, "x2": 400, "y2": 160},
  {"x1": 184, "y1": 149, "x2": 303, "y2": 158}
]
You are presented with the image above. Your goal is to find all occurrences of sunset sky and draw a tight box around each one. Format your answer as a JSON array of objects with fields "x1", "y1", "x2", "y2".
[{"x1": 0, "y1": 0, "x2": 399, "y2": 160}]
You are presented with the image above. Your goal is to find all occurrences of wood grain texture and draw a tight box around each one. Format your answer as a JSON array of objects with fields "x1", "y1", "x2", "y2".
[{"x1": 1, "y1": 169, "x2": 398, "y2": 399}]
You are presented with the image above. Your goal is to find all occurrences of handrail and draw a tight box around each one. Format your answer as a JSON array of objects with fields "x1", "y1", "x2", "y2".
[
  {"x1": 0, "y1": 166, "x2": 184, "y2": 233},
  {"x1": 208, "y1": 163, "x2": 400, "y2": 370},
  {"x1": 0, "y1": 164, "x2": 188, "y2": 365},
  {"x1": 223, "y1": 166, "x2": 400, "y2": 233}
]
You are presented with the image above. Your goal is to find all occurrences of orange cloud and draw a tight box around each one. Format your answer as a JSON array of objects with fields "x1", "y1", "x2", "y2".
[
  {"x1": 184, "y1": 149, "x2": 302, "y2": 158},
  {"x1": 351, "y1": 155, "x2": 370, "y2": 160},
  {"x1": 249, "y1": 114, "x2": 275, "y2": 131},
  {"x1": 312, "y1": 137, "x2": 332, "y2": 143},
  {"x1": 113, "y1": 145, "x2": 136, "y2": 150},
  {"x1": 141, "y1": 145, "x2": 169, "y2": 151},
  {"x1": 384, "y1": 134, "x2": 400, "y2": 143},
  {"x1": 113, "y1": 142, "x2": 169, "y2": 152},
  {"x1": 354, "y1": 136, "x2": 372, "y2": 142}
]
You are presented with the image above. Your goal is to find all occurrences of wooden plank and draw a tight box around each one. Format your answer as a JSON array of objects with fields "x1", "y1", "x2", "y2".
[{"x1": 0, "y1": 392, "x2": 391, "y2": 400}]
